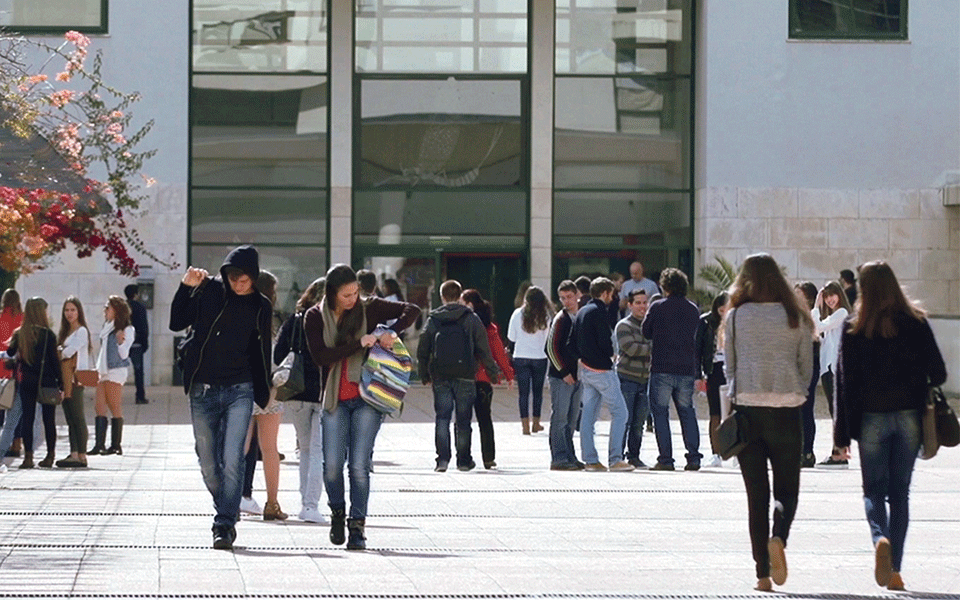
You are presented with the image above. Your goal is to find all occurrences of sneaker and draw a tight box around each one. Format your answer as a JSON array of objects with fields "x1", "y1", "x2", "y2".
[
  {"x1": 817, "y1": 456, "x2": 849, "y2": 469},
  {"x1": 583, "y1": 462, "x2": 607, "y2": 472},
  {"x1": 457, "y1": 461, "x2": 476, "y2": 472},
  {"x1": 550, "y1": 462, "x2": 580, "y2": 471},
  {"x1": 702, "y1": 454, "x2": 723, "y2": 468},
  {"x1": 434, "y1": 461, "x2": 448, "y2": 473},
  {"x1": 608, "y1": 460, "x2": 635, "y2": 472},
  {"x1": 801, "y1": 453, "x2": 817, "y2": 469},
  {"x1": 212, "y1": 526, "x2": 236, "y2": 550},
  {"x1": 0, "y1": 464, "x2": 6, "y2": 474},
  {"x1": 627, "y1": 458, "x2": 648, "y2": 469},
  {"x1": 483, "y1": 460, "x2": 496, "y2": 470},
  {"x1": 239, "y1": 496, "x2": 262, "y2": 515},
  {"x1": 651, "y1": 462, "x2": 675, "y2": 471},
  {"x1": 573, "y1": 460, "x2": 586, "y2": 470},
  {"x1": 887, "y1": 572, "x2": 905, "y2": 591},
  {"x1": 728, "y1": 456, "x2": 739, "y2": 468},
  {"x1": 875, "y1": 537, "x2": 892, "y2": 587},
  {"x1": 768, "y1": 536, "x2": 787, "y2": 585},
  {"x1": 298, "y1": 507, "x2": 324, "y2": 524},
  {"x1": 684, "y1": 462, "x2": 701, "y2": 472}
]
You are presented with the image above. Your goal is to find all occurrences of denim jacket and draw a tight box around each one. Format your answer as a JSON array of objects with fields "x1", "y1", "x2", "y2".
[{"x1": 106, "y1": 331, "x2": 131, "y2": 369}]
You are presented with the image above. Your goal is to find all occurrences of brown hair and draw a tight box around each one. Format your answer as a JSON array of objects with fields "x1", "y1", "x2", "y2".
[
  {"x1": 659, "y1": 268, "x2": 689, "y2": 297},
  {"x1": 107, "y1": 296, "x2": 131, "y2": 332},
  {"x1": 728, "y1": 253, "x2": 812, "y2": 330},
  {"x1": 1, "y1": 289, "x2": 22, "y2": 316},
  {"x1": 818, "y1": 280, "x2": 852, "y2": 318},
  {"x1": 58, "y1": 296, "x2": 91, "y2": 348},
  {"x1": 440, "y1": 280, "x2": 462, "y2": 303},
  {"x1": 849, "y1": 261, "x2": 925, "y2": 339},
  {"x1": 589, "y1": 277, "x2": 615, "y2": 299},
  {"x1": 521, "y1": 286, "x2": 552, "y2": 333},
  {"x1": 297, "y1": 277, "x2": 325, "y2": 314},
  {"x1": 12, "y1": 297, "x2": 50, "y2": 366}
]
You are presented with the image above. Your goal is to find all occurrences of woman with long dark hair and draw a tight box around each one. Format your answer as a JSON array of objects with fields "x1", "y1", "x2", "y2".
[
  {"x1": 91, "y1": 296, "x2": 134, "y2": 456},
  {"x1": 56, "y1": 296, "x2": 91, "y2": 468},
  {"x1": 460, "y1": 288, "x2": 514, "y2": 469},
  {"x1": 724, "y1": 253, "x2": 813, "y2": 591},
  {"x1": 694, "y1": 291, "x2": 728, "y2": 468},
  {"x1": 834, "y1": 261, "x2": 946, "y2": 591},
  {"x1": 813, "y1": 280, "x2": 852, "y2": 468},
  {"x1": 507, "y1": 285, "x2": 553, "y2": 435},
  {"x1": 304, "y1": 264, "x2": 419, "y2": 550}
]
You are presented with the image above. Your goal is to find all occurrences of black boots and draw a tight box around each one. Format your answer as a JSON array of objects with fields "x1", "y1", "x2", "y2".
[
  {"x1": 330, "y1": 507, "x2": 346, "y2": 545},
  {"x1": 104, "y1": 418, "x2": 123, "y2": 455},
  {"x1": 89, "y1": 416, "x2": 108, "y2": 455},
  {"x1": 346, "y1": 518, "x2": 366, "y2": 550}
]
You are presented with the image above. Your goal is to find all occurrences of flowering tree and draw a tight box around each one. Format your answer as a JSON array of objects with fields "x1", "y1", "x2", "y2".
[{"x1": 0, "y1": 30, "x2": 174, "y2": 289}]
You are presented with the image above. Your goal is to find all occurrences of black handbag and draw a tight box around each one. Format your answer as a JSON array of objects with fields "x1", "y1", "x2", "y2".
[
  {"x1": 36, "y1": 331, "x2": 63, "y2": 406},
  {"x1": 715, "y1": 309, "x2": 751, "y2": 459},
  {"x1": 921, "y1": 386, "x2": 960, "y2": 459},
  {"x1": 273, "y1": 314, "x2": 306, "y2": 402}
]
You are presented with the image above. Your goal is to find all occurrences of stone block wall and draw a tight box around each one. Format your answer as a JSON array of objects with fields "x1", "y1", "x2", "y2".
[{"x1": 695, "y1": 187, "x2": 960, "y2": 315}]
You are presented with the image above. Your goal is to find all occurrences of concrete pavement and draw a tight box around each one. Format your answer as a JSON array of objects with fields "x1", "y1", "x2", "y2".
[{"x1": 0, "y1": 384, "x2": 958, "y2": 599}]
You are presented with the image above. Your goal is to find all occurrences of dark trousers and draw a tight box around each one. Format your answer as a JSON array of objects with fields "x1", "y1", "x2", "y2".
[
  {"x1": 801, "y1": 344, "x2": 820, "y2": 455},
  {"x1": 243, "y1": 421, "x2": 260, "y2": 498},
  {"x1": 20, "y1": 388, "x2": 56, "y2": 456},
  {"x1": 61, "y1": 385, "x2": 88, "y2": 454},
  {"x1": 474, "y1": 381, "x2": 496, "y2": 464},
  {"x1": 130, "y1": 345, "x2": 146, "y2": 401},
  {"x1": 737, "y1": 405, "x2": 802, "y2": 580}
]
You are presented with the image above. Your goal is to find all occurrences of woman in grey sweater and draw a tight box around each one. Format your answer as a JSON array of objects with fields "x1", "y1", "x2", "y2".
[{"x1": 724, "y1": 254, "x2": 814, "y2": 592}]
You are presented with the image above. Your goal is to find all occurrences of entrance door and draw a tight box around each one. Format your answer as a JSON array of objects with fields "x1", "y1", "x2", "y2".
[{"x1": 443, "y1": 252, "x2": 526, "y2": 339}]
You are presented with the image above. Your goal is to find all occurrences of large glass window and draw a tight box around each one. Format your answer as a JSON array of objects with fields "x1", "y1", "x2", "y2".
[
  {"x1": 356, "y1": 0, "x2": 528, "y2": 73},
  {"x1": 790, "y1": 0, "x2": 907, "y2": 40},
  {"x1": 1, "y1": 0, "x2": 106, "y2": 33}
]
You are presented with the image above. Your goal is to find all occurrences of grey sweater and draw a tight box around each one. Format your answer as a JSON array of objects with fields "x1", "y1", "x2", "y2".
[{"x1": 723, "y1": 303, "x2": 813, "y2": 407}]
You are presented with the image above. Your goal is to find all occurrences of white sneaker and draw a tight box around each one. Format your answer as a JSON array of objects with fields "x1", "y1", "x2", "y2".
[
  {"x1": 0, "y1": 463, "x2": 6, "y2": 474},
  {"x1": 702, "y1": 454, "x2": 723, "y2": 468},
  {"x1": 298, "y1": 507, "x2": 324, "y2": 523},
  {"x1": 728, "y1": 456, "x2": 739, "y2": 468},
  {"x1": 239, "y1": 496, "x2": 262, "y2": 515}
]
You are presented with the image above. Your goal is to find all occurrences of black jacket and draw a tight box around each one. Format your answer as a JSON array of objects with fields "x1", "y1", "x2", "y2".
[
  {"x1": 573, "y1": 298, "x2": 615, "y2": 371},
  {"x1": 169, "y1": 245, "x2": 273, "y2": 408},
  {"x1": 694, "y1": 312, "x2": 721, "y2": 378},
  {"x1": 129, "y1": 299, "x2": 149, "y2": 350},
  {"x1": 274, "y1": 312, "x2": 321, "y2": 403},
  {"x1": 6, "y1": 327, "x2": 63, "y2": 398},
  {"x1": 417, "y1": 303, "x2": 498, "y2": 383}
]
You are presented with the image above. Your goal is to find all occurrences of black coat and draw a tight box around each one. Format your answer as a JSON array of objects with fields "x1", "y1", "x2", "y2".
[
  {"x1": 6, "y1": 327, "x2": 63, "y2": 398},
  {"x1": 274, "y1": 312, "x2": 321, "y2": 403}
]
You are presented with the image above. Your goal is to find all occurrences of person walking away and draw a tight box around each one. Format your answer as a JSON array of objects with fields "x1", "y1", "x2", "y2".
[
  {"x1": 56, "y1": 297, "x2": 91, "y2": 468},
  {"x1": 794, "y1": 282, "x2": 821, "y2": 468},
  {"x1": 418, "y1": 279, "x2": 498, "y2": 473},
  {"x1": 460, "y1": 289, "x2": 514, "y2": 469},
  {"x1": 641, "y1": 268, "x2": 702, "y2": 471},
  {"x1": 0, "y1": 289, "x2": 23, "y2": 460},
  {"x1": 833, "y1": 261, "x2": 946, "y2": 592},
  {"x1": 573, "y1": 277, "x2": 633, "y2": 472},
  {"x1": 813, "y1": 281, "x2": 852, "y2": 468},
  {"x1": 724, "y1": 253, "x2": 813, "y2": 591},
  {"x1": 616, "y1": 289, "x2": 653, "y2": 469},
  {"x1": 839, "y1": 269, "x2": 857, "y2": 307},
  {"x1": 169, "y1": 245, "x2": 274, "y2": 550},
  {"x1": 507, "y1": 286, "x2": 552, "y2": 435},
  {"x1": 546, "y1": 280, "x2": 583, "y2": 470},
  {"x1": 694, "y1": 292, "x2": 728, "y2": 468},
  {"x1": 90, "y1": 296, "x2": 134, "y2": 457},
  {"x1": 124, "y1": 284, "x2": 149, "y2": 404}
]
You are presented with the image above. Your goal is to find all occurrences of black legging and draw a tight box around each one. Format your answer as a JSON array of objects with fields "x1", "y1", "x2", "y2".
[
  {"x1": 474, "y1": 381, "x2": 496, "y2": 465},
  {"x1": 20, "y1": 387, "x2": 56, "y2": 457},
  {"x1": 801, "y1": 344, "x2": 820, "y2": 456}
]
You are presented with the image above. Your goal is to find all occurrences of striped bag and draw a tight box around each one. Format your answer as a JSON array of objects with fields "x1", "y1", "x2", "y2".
[{"x1": 359, "y1": 328, "x2": 412, "y2": 417}]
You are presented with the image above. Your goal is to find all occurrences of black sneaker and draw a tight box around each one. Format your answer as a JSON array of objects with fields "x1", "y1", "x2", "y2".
[
  {"x1": 801, "y1": 453, "x2": 816, "y2": 468},
  {"x1": 550, "y1": 462, "x2": 580, "y2": 471},
  {"x1": 457, "y1": 461, "x2": 476, "y2": 472},
  {"x1": 212, "y1": 526, "x2": 236, "y2": 550},
  {"x1": 817, "y1": 456, "x2": 849, "y2": 469},
  {"x1": 684, "y1": 462, "x2": 701, "y2": 472},
  {"x1": 651, "y1": 462, "x2": 675, "y2": 471},
  {"x1": 434, "y1": 461, "x2": 448, "y2": 473},
  {"x1": 628, "y1": 458, "x2": 648, "y2": 469}
]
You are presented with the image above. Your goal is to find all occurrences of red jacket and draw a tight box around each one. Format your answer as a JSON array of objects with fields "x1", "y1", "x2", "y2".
[
  {"x1": 476, "y1": 323, "x2": 514, "y2": 384},
  {"x1": 0, "y1": 309, "x2": 23, "y2": 379}
]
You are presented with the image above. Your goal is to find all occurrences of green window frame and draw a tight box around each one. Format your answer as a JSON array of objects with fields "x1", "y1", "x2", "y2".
[
  {"x1": 2, "y1": 0, "x2": 108, "y2": 34},
  {"x1": 789, "y1": 0, "x2": 907, "y2": 40}
]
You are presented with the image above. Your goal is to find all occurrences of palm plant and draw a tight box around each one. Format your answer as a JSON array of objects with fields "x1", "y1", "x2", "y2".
[{"x1": 691, "y1": 255, "x2": 738, "y2": 309}]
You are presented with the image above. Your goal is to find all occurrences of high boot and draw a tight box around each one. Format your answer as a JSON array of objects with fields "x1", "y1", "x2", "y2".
[
  {"x1": 89, "y1": 416, "x2": 108, "y2": 455},
  {"x1": 346, "y1": 518, "x2": 366, "y2": 550},
  {"x1": 532, "y1": 417, "x2": 544, "y2": 432},
  {"x1": 104, "y1": 418, "x2": 123, "y2": 455},
  {"x1": 18, "y1": 452, "x2": 34, "y2": 469},
  {"x1": 329, "y1": 507, "x2": 346, "y2": 545},
  {"x1": 521, "y1": 418, "x2": 530, "y2": 435}
]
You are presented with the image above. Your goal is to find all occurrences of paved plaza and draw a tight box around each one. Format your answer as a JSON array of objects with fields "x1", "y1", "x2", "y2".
[{"x1": 0, "y1": 385, "x2": 958, "y2": 599}]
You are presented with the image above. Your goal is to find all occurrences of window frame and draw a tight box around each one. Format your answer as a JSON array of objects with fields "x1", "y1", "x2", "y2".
[
  {"x1": 5, "y1": 0, "x2": 108, "y2": 34},
  {"x1": 789, "y1": 0, "x2": 908, "y2": 41}
]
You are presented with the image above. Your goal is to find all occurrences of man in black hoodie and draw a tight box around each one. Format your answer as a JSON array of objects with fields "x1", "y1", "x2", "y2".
[
  {"x1": 170, "y1": 245, "x2": 273, "y2": 550},
  {"x1": 418, "y1": 280, "x2": 498, "y2": 472}
]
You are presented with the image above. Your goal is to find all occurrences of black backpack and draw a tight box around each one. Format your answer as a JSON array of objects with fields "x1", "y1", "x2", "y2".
[{"x1": 430, "y1": 313, "x2": 475, "y2": 380}]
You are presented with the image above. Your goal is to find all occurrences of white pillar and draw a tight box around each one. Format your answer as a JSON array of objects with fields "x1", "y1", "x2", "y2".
[
  {"x1": 529, "y1": 2, "x2": 554, "y2": 292},
  {"x1": 329, "y1": 0, "x2": 353, "y2": 266}
]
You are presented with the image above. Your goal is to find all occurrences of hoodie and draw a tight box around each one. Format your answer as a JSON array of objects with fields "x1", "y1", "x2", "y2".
[
  {"x1": 417, "y1": 303, "x2": 499, "y2": 383},
  {"x1": 169, "y1": 245, "x2": 273, "y2": 408}
]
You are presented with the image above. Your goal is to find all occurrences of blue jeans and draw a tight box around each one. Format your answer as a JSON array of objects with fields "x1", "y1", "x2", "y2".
[
  {"x1": 433, "y1": 378, "x2": 476, "y2": 467},
  {"x1": 648, "y1": 372, "x2": 702, "y2": 466},
  {"x1": 287, "y1": 400, "x2": 324, "y2": 511},
  {"x1": 0, "y1": 384, "x2": 22, "y2": 456},
  {"x1": 322, "y1": 398, "x2": 383, "y2": 519},
  {"x1": 578, "y1": 366, "x2": 629, "y2": 465},
  {"x1": 514, "y1": 357, "x2": 547, "y2": 419},
  {"x1": 619, "y1": 377, "x2": 649, "y2": 462},
  {"x1": 548, "y1": 376, "x2": 581, "y2": 465},
  {"x1": 189, "y1": 382, "x2": 254, "y2": 529},
  {"x1": 858, "y1": 410, "x2": 922, "y2": 572}
]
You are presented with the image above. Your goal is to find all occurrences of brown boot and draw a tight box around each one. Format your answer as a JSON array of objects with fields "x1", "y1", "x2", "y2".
[
  {"x1": 38, "y1": 453, "x2": 55, "y2": 468},
  {"x1": 532, "y1": 417, "x2": 544, "y2": 432},
  {"x1": 521, "y1": 418, "x2": 530, "y2": 435},
  {"x1": 19, "y1": 452, "x2": 34, "y2": 469}
]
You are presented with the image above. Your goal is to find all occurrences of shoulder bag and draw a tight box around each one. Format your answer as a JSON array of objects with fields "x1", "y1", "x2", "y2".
[
  {"x1": 715, "y1": 309, "x2": 752, "y2": 459},
  {"x1": 60, "y1": 352, "x2": 76, "y2": 398},
  {"x1": 273, "y1": 314, "x2": 306, "y2": 402},
  {"x1": 359, "y1": 327, "x2": 412, "y2": 417},
  {"x1": 37, "y1": 331, "x2": 63, "y2": 406},
  {"x1": 0, "y1": 378, "x2": 13, "y2": 411},
  {"x1": 921, "y1": 385, "x2": 960, "y2": 459}
]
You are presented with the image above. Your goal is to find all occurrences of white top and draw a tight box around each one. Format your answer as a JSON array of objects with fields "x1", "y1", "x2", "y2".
[
  {"x1": 507, "y1": 307, "x2": 548, "y2": 360},
  {"x1": 60, "y1": 326, "x2": 91, "y2": 371},
  {"x1": 811, "y1": 307, "x2": 848, "y2": 375},
  {"x1": 96, "y1": 321, "x2": 135, "y2": 375},
  {"x1": 621, "y1": 277, "x2": 660, "y2": 299}
]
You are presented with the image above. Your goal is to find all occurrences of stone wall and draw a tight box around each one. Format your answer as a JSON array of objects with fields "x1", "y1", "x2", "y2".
[{"x1": 695, "y1": 187, "x2": 960, "y2": 315}]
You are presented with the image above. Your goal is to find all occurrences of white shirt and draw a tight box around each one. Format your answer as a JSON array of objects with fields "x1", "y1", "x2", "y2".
[
  {"x1": 811, "y1": 307, "x2": 848, "y2": 375},
  {"x1": 507, "y1": 307, "x2": 548, "y2": 360},
  {"x1": 60, "y1": 326, "x2": 91, "y2": 371},
  {"x1": 621, "y1": 277, "x2": 660, "y2": 300}
]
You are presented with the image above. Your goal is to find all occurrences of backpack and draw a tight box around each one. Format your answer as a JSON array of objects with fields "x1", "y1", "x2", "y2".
[{"x1": 430, "y1": 312, "x2": 475, "y2": 380}]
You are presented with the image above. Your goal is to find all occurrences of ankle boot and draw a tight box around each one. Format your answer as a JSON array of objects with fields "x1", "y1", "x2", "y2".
[
  {"x1": 38, "y1": 452, "x2": 55, "y2": 468},
  {"x1": 532, "y1": 417, "x2": 544, "y2": 432},
  {"x1": 346, "y1": 518, "x2": 366, "y2": 550},
  {"x1": 18, "y1": 452, "x2": 34, "y2": 469},
  {"x1": 90, "y1": 416, "x2": 108, "y2": 455},
  {"x1": 330, "y1": 507, "x2": 346, "y2": 545},
  {"x1": 104, "y1": 418, "x2": 123, "y2": 455},
  {"x1": 521, "y1": 418, "x2": 530, "y2": 435}
]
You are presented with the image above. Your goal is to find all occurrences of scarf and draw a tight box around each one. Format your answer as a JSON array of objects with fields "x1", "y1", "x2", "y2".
[{"x1": 320, "y1": 298, "x2": 367, "y2": 412}]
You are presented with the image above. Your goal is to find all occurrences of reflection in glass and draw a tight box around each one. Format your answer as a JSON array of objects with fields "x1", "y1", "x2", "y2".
[
  {"x1": 193, "y1": 0, "x2": 327, "y2": 72},
  {"x1": 555, "y1": 0, "x2": 689, "y2": 75},
  {"x1": 553, "y1": 190, "x2": 689, "y2": 247},
  {"x1": 192, "y1": 189, "x2": 327, "y2": 246},
  {"x1": 790, "y1": 0, "x2": 905, "y2": 39},
  {"x1": 358, "y1": 79, "x2": 523, "y2": 188},
  {"x1": 192, "y1": 75, "x2": 327, "y2": 187},
  {"x1": 555, "y1": 77, "x2": 689, "y2": 190},
  {"x1": 2, "y1": 0, "x2": 103, "y2": 29},
  {"x1": 356, "y1": 0, "x2": 527, "y2": 72}
]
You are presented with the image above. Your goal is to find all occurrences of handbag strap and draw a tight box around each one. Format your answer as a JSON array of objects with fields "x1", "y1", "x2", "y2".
[
  {"x1": 37, "y1": 328, "x2": 48, "y2": 385},
  {"x1": 729, "y1": 308, "x2": 736, "y2": 403}
]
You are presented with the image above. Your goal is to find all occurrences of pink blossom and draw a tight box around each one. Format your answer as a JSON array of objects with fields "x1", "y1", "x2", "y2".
[
  {"x1": 27, "y1": 74, "x2": 48, "y2": 84},
  {"x1": 56, "y1": 72, "x2": 71, "y2": 82},
  {"x1": 110, "y1": 110, "x2": 123, "y2": 119},
  {"x1": 49, "y1": 89, "x2": 75, "y2": 108},
  {"x1": 64, "y1": 31, "x2": 91, "y2": 48}
]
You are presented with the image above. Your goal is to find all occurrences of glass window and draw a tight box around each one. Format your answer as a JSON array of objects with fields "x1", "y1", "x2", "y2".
[
  {"x1": 191, "y1": 189, "x2": 327, "y2": 246},
  {"x1": 1, "y1": 0, "x2": 105, "y2": 32},
  {"x1": 193, "y1": 0, "x2": 328, "y2": 72},
  {"x1": 358, "y1": 78, "x2": 524, "y2": 188},
  {"x1": 554, "y1": 77, "x2": 690, "y2": 190},
  {"x1": 356, "y1": 0, "x2": 527, "y2": 72},
  {"x1": 556, "y1": 0, "x2": 690, "y2": 75},
  {"x1": 790, "y1": 0, "x2": 906, "y2": 40},
  {"x1": 192, "y1": 75, "x2": 327, "y2": 187},
  {"x1": 554, "y1": 190, "x2": 690, "y2": 248}
]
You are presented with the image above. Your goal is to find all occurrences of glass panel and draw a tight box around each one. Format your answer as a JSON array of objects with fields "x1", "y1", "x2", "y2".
[
  {"x1": 2, "y1": 0, "x2": 102, "y2": 29},
  {"x1": 358, "y1": 79, "x2": 523, "y2": 188},
  {"x1": 192, "y1": 189, "x2": 327, "y2": 245},
  {"x1": 791, "y1": 0, "x2": 905, "y2": 39},
  {"x1": 555, "y1": 77, "x2": 689, "y2": 190},
  {"x1": 356, "y1": 0, "x2": 527, "y2": 73},
  {"x1": 553, "y1": 190, "x2": 689, "y2": 246},
  {"x1": 191, "y1": 244, "x2": 327, "y2": 318},
  {"x1": 193, "y1": 0, "x2": 328, "y2": 72},
  {"x1": 552, "y1": 249, "x2": 667, "y2": 295},
  {"x1": 556, "y1": 0, "x2": 690, "y2": 75},
  {"x1": 192, "y1": 75, "x2": 327, "y2": 187}
]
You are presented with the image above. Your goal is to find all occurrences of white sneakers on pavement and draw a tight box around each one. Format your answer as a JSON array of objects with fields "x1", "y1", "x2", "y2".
[
  {"x1": 239, "y1": 496, "x2": 262, "y2": 515},
  {"x1": 299, "y1": 507, "x2": 325, "y2": 523}
]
